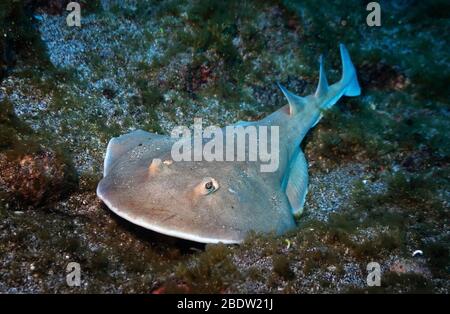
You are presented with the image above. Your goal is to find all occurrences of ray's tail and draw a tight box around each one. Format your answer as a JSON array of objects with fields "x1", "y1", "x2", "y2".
[
  {"x1": 276, "y1": 44, "x2": 362, "y2": 217},
  {"x1": 316, "y1": 43, "x2": 361, "y2": 110},
  {"x1": 278, "y1": 43, "x2": 361, "y2": 113}
]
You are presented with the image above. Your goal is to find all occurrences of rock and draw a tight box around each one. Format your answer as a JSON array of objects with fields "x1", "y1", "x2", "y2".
[
  {"x1": 102, "y1": 88, "x2": 116, "y2": 99},
  {"x1": 0, "y1": 148, "x2": 77, "y2": 208},
  {"x1": 151, "y1": 282, "x2": 191, "y2": 294},
  {"x1": 327, "y1": 265, "x2": 337, "y2": 272},
  {"x1": 412, "y1": 250, "x2": 423, "y2": 257},
  {"x1": 358, "y1": 61, "x2": 408, "y2": 91},
  {"x1": 389, "y1": 258, "x2": 432, "y2": 279}
]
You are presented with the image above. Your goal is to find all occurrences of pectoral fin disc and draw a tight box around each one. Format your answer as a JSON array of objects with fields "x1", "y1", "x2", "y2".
[{"x1": 103, "y1": 129, "x2": 164, "y2": 176}]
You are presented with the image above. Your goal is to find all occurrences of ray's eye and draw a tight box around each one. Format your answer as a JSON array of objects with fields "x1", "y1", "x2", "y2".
[
  {"x1": 205, "y1": 181, "x2": 213, "y2": 190},
  {"x1": 198, "y1": 177, "x2": 219, "y2": 195}
]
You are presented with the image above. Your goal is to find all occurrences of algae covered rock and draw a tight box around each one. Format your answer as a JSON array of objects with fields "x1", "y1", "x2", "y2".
[
  {"x1": 0, "y1": 148, "x2": 77, "y2": 208},
  {"x1": 0, "y1": 99, "x2": 77, "y2": 208}
]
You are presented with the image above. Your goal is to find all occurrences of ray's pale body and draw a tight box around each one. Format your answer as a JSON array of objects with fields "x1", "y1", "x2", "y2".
[{"x1": 97, "y1": 44, "x2": 361, "y2": 243}]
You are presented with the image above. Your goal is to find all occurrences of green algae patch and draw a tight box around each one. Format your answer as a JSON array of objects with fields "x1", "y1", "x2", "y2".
[
  {"x1": 0, "y1": 99, "x2": 31, "y2": 149},
  {"x1": 173, "y1": 243, "x2": 241, "y2": 293},
  {"x1": 272, "y1": 254, "x2": 295, "y2": 280},
  {"x1": 0, "y1": 0, "x2": 51, "y2": 78}
]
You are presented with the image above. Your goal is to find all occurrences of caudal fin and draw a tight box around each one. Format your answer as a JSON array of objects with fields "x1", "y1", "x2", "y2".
[
  {"x1": 278, "y1": 44, "x2": 361, "y2": 113},
  {"x1": 339, "y1": 43, "x2": 361, "y2": 97}
]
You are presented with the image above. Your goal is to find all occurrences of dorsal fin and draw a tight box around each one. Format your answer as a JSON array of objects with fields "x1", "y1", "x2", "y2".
[
  {"x1": 277, "y1": 83, "x2": 306, "y2": 116},
  {"x1": 314, "y1": 54, "x2": 328, "y2": 97}
]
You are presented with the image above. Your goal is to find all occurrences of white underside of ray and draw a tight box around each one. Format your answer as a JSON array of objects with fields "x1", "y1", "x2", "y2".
[{"x1": 97, "y1": 186, "x2": 240, "y2": 244}]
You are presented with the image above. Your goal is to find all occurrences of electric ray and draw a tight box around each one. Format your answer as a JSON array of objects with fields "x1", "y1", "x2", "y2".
[{"x1": 97, "y1": 44, "x2": 361, "y2": 244}]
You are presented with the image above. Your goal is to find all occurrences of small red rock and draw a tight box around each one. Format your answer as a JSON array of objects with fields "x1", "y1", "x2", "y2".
[{"x1": 0, "y1": 148, "x2": 77, "y2": 208}]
